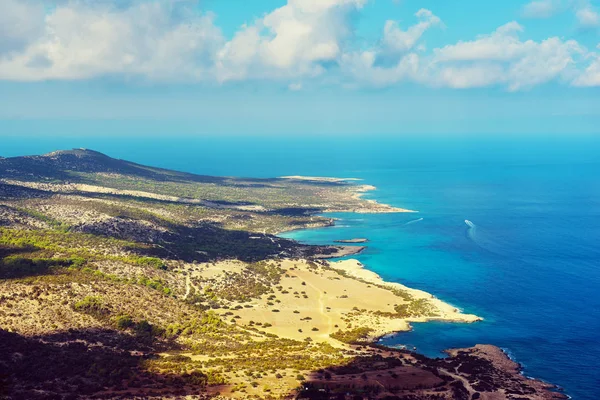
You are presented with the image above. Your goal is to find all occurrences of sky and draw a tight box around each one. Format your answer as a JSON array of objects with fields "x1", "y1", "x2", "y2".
[{"x1": 1, "y1": 0, "x2": 600, "y2": 136}]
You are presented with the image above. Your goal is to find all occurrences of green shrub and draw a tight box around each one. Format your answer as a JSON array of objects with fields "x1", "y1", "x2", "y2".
[
  {"x1": 0, "y1": 255, "x2": 75, "y2": 279},
  {"x1": 166, "y1": 354, "x2": 192, "y2": 363},
  {"x1": 69, "y1": 257, "x2": 87, "y2": 268},
  {"x1": 137, "y1": 276, "x2": 172, "y2": 295},
  {"x1": 135, "y1": 257, "x2": 167, "y2": 270},
  {"x1": 133, "y1": 319, "x2": 165, "y2": 338},
  {"x1": 329, "y1": 327, "x2": 373, "y2": 344},
  {"x1": 114, "y1": 314, "x2": 134, "y2": 330},
  {"x1": 394, "y1": 298, "x2": 439, "y2": 318},
  {"x1": 73, "y1": 296, "x2": 110, "y2": 319}
]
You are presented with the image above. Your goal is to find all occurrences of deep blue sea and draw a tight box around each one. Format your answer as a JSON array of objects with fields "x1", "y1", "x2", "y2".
[{"x1": 2, "y1": 135, "x2": 600, "y2": 399}]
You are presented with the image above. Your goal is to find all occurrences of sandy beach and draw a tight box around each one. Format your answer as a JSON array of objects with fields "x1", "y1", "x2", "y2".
[
  {"x1": 191, "y1": 258, "x2": 481, "y2": 346},
  {"x1": 279, "y1": 175, "x2": 418, "y2": 213}
]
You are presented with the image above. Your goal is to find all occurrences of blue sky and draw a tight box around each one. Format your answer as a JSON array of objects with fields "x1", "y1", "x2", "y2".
[{"x1": 1, "y1": 0, "x2": 600, "y2": 136}]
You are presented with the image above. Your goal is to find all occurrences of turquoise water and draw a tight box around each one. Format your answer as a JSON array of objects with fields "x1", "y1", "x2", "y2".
[{"x1": 2, "y1": 135, "x2": 600, "y2": 398}]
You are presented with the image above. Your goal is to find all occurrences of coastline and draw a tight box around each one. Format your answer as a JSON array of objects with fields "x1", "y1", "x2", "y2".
[
  {"x1": 271, "y1": 181, "x2": 416, "y2": 236},
  {"x1": 343, "y1": 184, "x2": 417, "y2": 214},
  {"x1": 276, "y1": 179, "x2": 481, "y2": 341},
  {"x1": 276, "y1": 179, "x2": 568, "y2": 399},
  {"x1": 0, "y1": 154, "x2": 572, "y2": 399},
  {"x1": 443, "y1": 345, "x2": 568, "y2": 399},
  {"x1": 200, "y1": 257, "x2": 480, "y2": 347},
  {"x1": 311, "y1": 245, "x2": 366, "y2": 258},
  {"x1": 276, "y1": 209, "x2": 567, "y2": 399},
  {"x1": 330, "y1": 259, "x2": 482, "y2": 327},
  {"x1": 280, "y1": 175, "x2": 418, "y2": 214}
]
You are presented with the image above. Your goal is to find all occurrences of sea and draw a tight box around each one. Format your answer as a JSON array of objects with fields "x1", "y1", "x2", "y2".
[{"x1": 2, "y1": 134, "x2": 600, "y2": 399}]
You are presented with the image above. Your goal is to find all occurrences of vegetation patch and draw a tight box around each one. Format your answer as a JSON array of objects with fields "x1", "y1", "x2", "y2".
[
  {"x1": 73, "y1": 296, "x2": 110, "y2": 319},
  {"x1": 12, "y1": 206, "x2": 71, "y2": 232},
  {"x1": 394, "y1": 298, "x2": 440, "y2": 318},
  {"x1": 330, "y1": 327, "x2": 374, "y2": 344},
  {"x1": 0, "y1": 254, "x2": 77, "y2": 279}
]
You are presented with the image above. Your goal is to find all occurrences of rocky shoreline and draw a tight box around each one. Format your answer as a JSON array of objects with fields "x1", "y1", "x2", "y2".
[
  {"x1": 334, "y1": 238, "x2": 369, "y2": 243},
  {"x1": 312, "y1": 245, "x2": 366, "y2": 258},
  {"x1": 300, "y1": 343, "x2": 568, "y2": 399}
]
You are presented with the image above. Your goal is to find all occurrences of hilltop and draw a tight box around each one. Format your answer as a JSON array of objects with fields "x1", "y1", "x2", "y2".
[
  {"x1": 0, "y1": 148, "x2": 228, "y2": 183},
  {"x1": 0, "y1": 150, "x2": 564, "y2": 399}
]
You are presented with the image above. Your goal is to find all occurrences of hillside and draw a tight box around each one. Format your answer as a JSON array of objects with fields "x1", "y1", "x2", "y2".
[{"x1": 0, "y1": 150, "x2": 564, "y2": 400}]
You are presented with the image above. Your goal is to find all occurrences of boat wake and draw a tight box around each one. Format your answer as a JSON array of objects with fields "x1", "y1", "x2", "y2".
[
  {"x1": 404, "y1": 217, "x2": 424, "y2": 226},
  {"x1": 465, "y1": 219, "x2": 509, "y2": 256},
  {"x1": 465, "y1": 219, "x2": 479, "y2": 244}
]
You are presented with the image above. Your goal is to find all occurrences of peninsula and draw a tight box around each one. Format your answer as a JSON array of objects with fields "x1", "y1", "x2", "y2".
[
  {"x1": 334, "y1": 238, "x2": 369, "y2": 243},
  {"x1": 0, "y1": 149, "x2": 565, "y2": 399}
]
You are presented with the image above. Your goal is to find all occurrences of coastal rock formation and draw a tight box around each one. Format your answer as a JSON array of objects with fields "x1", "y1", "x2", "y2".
[
  {"x1": 300, "y1": 344, "x2": 566, "y2": 400},
  {"x1": 334, "y1": 238, "x2": 369, "y2": 243}
]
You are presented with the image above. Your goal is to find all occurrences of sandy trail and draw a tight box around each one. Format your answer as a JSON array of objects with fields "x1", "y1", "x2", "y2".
[
  {"x1": 438, "y1": 367, "x2": 475, "y2": 398},
  {"x1": 183, "y1": 275, "x2": 191, "y2": 300},
  {"x1": 302, "y1": 278, "x2": 334, "y2": 339}
]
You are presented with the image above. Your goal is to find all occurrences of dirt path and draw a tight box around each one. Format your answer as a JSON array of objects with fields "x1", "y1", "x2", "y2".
[
  {"x1": 438, "y1": 367, "x2": 476, "y2": 398},
  {"x1": 302, "y1": 279, "x2": 334, "y2": 338},
  {"x1": 183, "y1": 275, "x2": 191, "y2": 300}
]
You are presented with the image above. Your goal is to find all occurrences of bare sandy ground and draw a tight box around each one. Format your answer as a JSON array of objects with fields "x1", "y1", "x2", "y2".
[{"x1": 191, "y1": 259, "x2": 480, "y2": 346}]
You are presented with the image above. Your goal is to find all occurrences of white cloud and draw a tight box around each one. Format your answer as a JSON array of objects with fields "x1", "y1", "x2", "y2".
[
  {"x1": 340, "y1": 51, "x2": 420, "y2": 87},
  {"x1": 216, "y1": 0, "x2": 366, "y2": 82},
  {"x1": 381, "y1": 9, "x2": 441, "y2": 55},
  {"x1": 522, "y1": 0, "x2": 600, "y2": 31},
  {"x1": 522, "y1": 0, "x2": 560, "y2": 18},
  {"x1": 337, "y1": 9, "x2": 439, "y2": 86},
  {"x1": 572, "y1": 53, "x2": 600, "y2": 86},
  {"x1": 434, "y1": 22, "x2": 526, "y2": 62},
  {"x1": 435, "y1": 64, "x2": 506, "y2": 89},
  {"x1": 426, "y1": 22, "x2": 584, "y2": 90},
  {"x1": 0, "y1": 0, "x2": 598, "y2": 89},
  {"x1": 0, "y1": 0, "x2": 45, "y2": 55},
  {"x1": 0, "y1": 1, "x2": 224, "y2": 81},
  {"x1": 576, "y1": 6, "x2": 600, "y2": 28}
]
